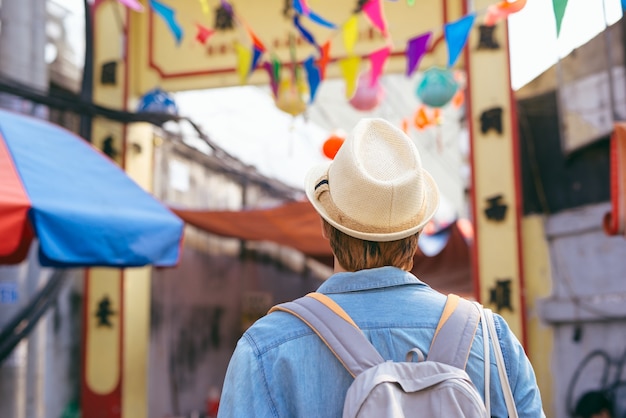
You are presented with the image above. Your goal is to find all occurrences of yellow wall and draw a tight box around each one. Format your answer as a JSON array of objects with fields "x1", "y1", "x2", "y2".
[{"x1": 521, "y1": 215, "x2": 554, "y2": 416}]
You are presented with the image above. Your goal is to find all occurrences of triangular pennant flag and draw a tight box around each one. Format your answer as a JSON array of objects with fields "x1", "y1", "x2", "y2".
[
  {"x1": 362, "y1": 0, "x2": 387, "y2": 36},
  {"x1": 444, "y1": 13, "x2": 475, "y2": 68},
  {"x1": 293, "y1": 0, "x2": 310, "y2": 15},
  {"x1": 339, "y1": 56, "x2": 360, "y2": 98},
  {"x1": 307, "y1": 10, "x2": 337, "y2": 29},
  {"x1": 195, "y1": 24, "x2": 214, "y2": 44},
  {"x1": 369, "y1": 46, "x2": 391, "y2": 86},
  {"x1": 117, "y1": 0, "x2": 144, "y2": 11},
  {"x1": 271, "y1": 55, "x2": 281, "y2": 83},
  {"x1": 250, "y1": 46, "x2": 264, "y2": 73},
  {"x1": 234, "y1": 42, "x2": 252, "y2": 84},
  {"x1": 199, "y1": 0, "x2": 209, "y2": 15},
  {"x1": 263, "y1": 61, "x2": 279, "y2": 98},
  {"x1": 343, "y1": 15, "x2": 358, "y2": 55},
  {"x1": 245, "y1": 24, "x2": 266, "y2": 51},
  {"x1": 316, "y1": 41, "x2": 331, "y2": 80},
  {"x1": 552, "y1": 0, "x2": 568, "y2": 37},
  {"x1": 293, "y1": 15, "x2": 319, "y2": 49},
  {"x1": 150, "y1": 0, "x2": 184, "y2": 44},
  {"x1": 406, "y1": 32, "x2": 432, "y2": 77},
  {"x1": 622, "y1": 0, "x2": 626, "y2": 10},
  {"x1": 303, "y1": 56, "x2": 321, "y2": 103}
]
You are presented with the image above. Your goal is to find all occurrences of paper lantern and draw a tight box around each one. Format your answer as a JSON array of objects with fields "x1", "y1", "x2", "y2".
[
  {"x1": 275, "y1": 77, "x2": 307, "y2": 117},
  {"x1": 349, "y1": 72, "x2": 385, "y2": 111},
  {"x1": 416, "y1": 67, "x2": 458, "y2": 108},
  {"x1": 413, "y1": 106, "x2": 432, "y2": 130},
  {"x1": 322, "y1": 135, "x2": 344, "y2": 159},
  {"x1": 137, "y1": 88, "x2": 179, "y2": 115}
]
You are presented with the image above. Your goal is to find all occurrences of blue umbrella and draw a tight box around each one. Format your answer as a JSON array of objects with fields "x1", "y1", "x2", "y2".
[{"x1": 0, "y1": 109, "x2": 184, "y2": 267}]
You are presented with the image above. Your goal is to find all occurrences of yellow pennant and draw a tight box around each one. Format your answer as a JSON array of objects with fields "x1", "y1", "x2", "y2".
[
  {"x1": 342, "y1": 15, "x2": 358, "y2": 55},
  {"x1": 234, "y1": 42, "x2": 252, "y2": 85},
  {"x1": 199, "y1": 0, "x2": 209, "y2": 15},
  {"x1": 339, "y1": 56, "x2": 361, "y2": 99}
]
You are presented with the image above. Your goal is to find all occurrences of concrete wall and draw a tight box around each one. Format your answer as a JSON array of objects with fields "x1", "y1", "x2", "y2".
[{"x1": 538, "y1": 202, "x2": 626, "y2": 417}]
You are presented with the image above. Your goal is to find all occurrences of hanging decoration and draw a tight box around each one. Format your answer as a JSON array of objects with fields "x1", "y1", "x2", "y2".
[
  {"x1": 117, "y1": 0, "x2": 144, "y2": 12},
  {"x1": 235, "y1": 42, "x2": 253, "y2": 84},
  {"x1": 195, "y1": 24, "x2": 215, "y2": 44},
  {"x1": 198, "y1": 0, "x2": 210, "y2": 15},
  {"x1": 416, "y1": 67, "x2": 458, "y2": 108},
  {"x1": 349, "y1": 72, "x2": 385, "y2": 111},
  {"x1": 214, "y1": 2, "x2": 235, "y2": 30},
  {"x1": 340, "y1": 56, "x2": 361, "y2": 99},
  {"x1": 406, "y1": 32, "x2": 432, "y2": 77},
  {"x1": 150, "y1": 0, "x2": 184, "y2": 44},
  {"x1": 303, "y1": 56, "x2": 322, "y2": 102},
  {"x1": 444, "y1": 13, "x2": 476, "y2": 68},
  {"x1": 275, "y1": 72, "x2": 308, "y2": 116},
  {"x1": 322, "y1": 134, "x2": 345, "y2": 159},
  {"x1": 293, "y1": 15, "x2": 319, "y2": 49},
  {"x1": 116, "y1": 0, "x2": 507, "y2": 118},
  {"x1": 369, "y1": 46, "x2": 391, "y2": 86},
  {"x1": 552, "y1": 0, "x2": 569, "y2": 37},
  {"x1": 362, "y1": 0, "x2": 388, "y2": 36},
  {"x1": 342, "y1": 15, "x2": 359, "y2": 54},
  {"x1": 136, "y1": 88, "x2": 179, "y2": 115},
  {"x1": 484, "y1": 0, "x2": 527, "y2": 27},
  {"x1": 263, "y1": 60, "x2": 280, "y2": 98}
]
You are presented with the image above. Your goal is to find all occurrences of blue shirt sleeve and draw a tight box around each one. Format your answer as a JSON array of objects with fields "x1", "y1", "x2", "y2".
[
  {"x1": 218, "y1": 335, "x2": 277, "y2": 418},
  {"x1": 494, "y1": 313, "x2": 546, "y2": 418}
]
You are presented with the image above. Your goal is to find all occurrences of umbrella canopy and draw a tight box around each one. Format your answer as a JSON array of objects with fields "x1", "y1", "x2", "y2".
[{"x1": 0, "y1": 109, "x2": 184, "y2": 267}]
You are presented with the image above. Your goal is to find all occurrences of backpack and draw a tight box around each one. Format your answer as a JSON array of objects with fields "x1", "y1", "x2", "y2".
[{"x1": 270, "y1": 292, "x2": 517, "y2": 418}]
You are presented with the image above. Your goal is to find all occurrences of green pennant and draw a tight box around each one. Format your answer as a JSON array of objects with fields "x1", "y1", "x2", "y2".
[{"x1": 552, "y1": 0, "x2": 569, "y2": 37}]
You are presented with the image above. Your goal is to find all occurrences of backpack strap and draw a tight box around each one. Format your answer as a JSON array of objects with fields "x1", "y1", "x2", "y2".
[
  {"x1": 427, "y1": 294, "x2": 481, "y2": 369},
  {"x1": 268, "y1": 292, "x2": 385, "y2": 378}
]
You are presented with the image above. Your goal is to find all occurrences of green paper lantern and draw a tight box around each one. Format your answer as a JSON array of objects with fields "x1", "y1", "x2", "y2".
[{"x1": 416, "y1": 67, "x2": 459, "y2": 108}]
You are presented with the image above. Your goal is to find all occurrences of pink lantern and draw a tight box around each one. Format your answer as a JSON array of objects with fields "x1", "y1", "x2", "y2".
[{"x1": 349, "y1": 72, "x2": 385, "y2": 111}]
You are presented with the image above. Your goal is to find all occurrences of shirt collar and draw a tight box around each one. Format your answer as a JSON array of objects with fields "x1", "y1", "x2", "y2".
[{"x1": 317, "y1": 266, "x2": 429, "y2": 294}]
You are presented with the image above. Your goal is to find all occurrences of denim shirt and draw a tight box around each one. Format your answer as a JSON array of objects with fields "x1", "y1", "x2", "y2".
[{"x1": 218, "y1": 266, "x2": 545, "y2": 417}]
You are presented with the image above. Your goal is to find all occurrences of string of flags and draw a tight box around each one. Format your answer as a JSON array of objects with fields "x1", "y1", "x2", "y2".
[{"x1": 117, "y1": 0, "x2": 531, "y2": 116}]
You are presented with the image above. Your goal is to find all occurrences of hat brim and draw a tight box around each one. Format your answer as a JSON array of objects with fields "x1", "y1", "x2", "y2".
[{"x1": 305, "y1": 162, "x2": 440, "y2": 242}]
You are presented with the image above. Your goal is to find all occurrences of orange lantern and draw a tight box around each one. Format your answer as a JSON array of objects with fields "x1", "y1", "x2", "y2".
[
  {"x1": 413, "y1": 106, "x2": 432, "y2": 130},
  {"x1": 322, "y1": 135, "x2": 345, "y2": 159}
]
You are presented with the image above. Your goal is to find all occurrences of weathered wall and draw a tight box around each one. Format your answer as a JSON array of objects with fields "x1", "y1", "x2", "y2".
[{"x1": 538, "y1": 202, "x2": 626, "y2": 417}]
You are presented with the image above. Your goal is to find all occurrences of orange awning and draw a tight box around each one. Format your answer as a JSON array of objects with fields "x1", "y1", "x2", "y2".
[{"x1": 173, "y1": 200, "x2": 473, "y2": 296}]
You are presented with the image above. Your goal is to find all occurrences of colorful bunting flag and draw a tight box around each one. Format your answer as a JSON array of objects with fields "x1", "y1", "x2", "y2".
[
  {"x1": 484, "y1": 0, "x2": 527, "y2": 26},
  {"x1": 339, "y1": 56, "x2": 361, "y2": 98},
  {"x1": 406, "y1": 32, "x2": 432, "y2": 77},
  {"x1": 235, "y1": 42, "x2": 252, "y2": 84},
  {"x1": 304, "y1": 56, "x2": 321, "y2": 103},
  {"x1": 263, "y1": 61, "x2": 279, "y2": 98},
  {"x1": 251, "y1": 46, "x2": 264, "y2": 73},
  {"x1": 293, "y1": 15, "x2": 319, "y2": 49},
  {"x1": 199, "y1": 0, "x2": 209, "y2": 15},
  {"x1": 444, "y1": 13, "x2": 475, "y2": 68},
  {"x1": 342, "y1": 15, "x2": 359, "y2": 55},
  {"x1": 293, "y1": 0, "x2": 310, "y2": 15},
  {"x1": 195, "y1": 24, "x2": 214, "y2": 44},
  {"x1": 307, "y1": 11, "x2": 337, "y2": 29},
  {"x1": 622, "y1": 0, "x2": 626, "y2": 10},
  {"x1": 362, "y1": 0, "x2": 387, "y2": 36},
  {"x1": 552, "y1": 0, "x2": 568, "y2": 37},
  {"x1": 316, "y1": 41, "x2": 331, "y2": 80},
  {"x1": 369, "y1": 46, "x2": 391, "y2": 86},
  {"x1": 117, "y1": 0, "x2": 144, "y2": 11},
  {"x1": 245, "y1": 24, "x2": 266, "y2": 51},
  {"x1": 150, "y1": 0, "x2": 183, "y2": 45}
]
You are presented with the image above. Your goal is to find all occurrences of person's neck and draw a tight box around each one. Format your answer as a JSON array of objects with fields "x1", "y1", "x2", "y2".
[{"x1": 333, "y1": 256, "x2": 347, "y2": 273}]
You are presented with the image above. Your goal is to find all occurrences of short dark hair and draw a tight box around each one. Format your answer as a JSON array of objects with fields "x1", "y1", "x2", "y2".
[
  {"x1": 574, "y1": 391, "x2": 613, "y2": 418},
  {"x1": 322, "y1": 219, "x2": 418, "y2": 272}
]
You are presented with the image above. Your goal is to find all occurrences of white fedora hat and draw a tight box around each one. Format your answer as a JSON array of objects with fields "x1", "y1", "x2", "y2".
[{"x1": 305, "y1": 118, "x2": 440, "y2": 242}]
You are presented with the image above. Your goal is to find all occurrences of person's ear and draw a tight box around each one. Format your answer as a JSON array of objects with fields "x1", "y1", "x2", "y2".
[{"x1": 320, "y1": 218, "x2": 328, "y2": 239}]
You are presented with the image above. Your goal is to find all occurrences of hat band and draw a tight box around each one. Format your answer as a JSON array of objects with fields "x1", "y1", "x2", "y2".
[{"x1": 314, "y1": 174, "x2": 425, "y2": 235}]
